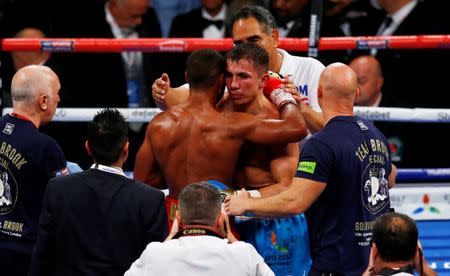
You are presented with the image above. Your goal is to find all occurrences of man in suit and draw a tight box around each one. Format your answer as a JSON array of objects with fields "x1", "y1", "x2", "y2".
[
  {"x1": 29, "y1": 108, "x2": 168, "y2": 276},
  {"x1": 46, "y1": 0, "x2": 164, "y2": 171},
  {"x1": 353, "y1": 0, "x2": 450, "y2": 108},
  {"x1": 168, "y1": 0, "x2": 228, "y2": 86}
]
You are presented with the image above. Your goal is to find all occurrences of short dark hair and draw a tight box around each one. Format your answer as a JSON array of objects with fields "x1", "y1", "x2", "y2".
[
  {"x1": 186, "y1": 49, "x2": 225, "y2": 90},
  {"x1": 225, "y1": 43, "x2": 269, "y2": 75},
  {"x1": 230, "y1": 6, "x2": 277, "y2": 35},
  {"x1": 372, "y1": 213, "x2": 418, "y2": 262},
  {"x1": 178, "y1": 182, "x2": 222, "y2": 226},
  {"x1": 87, "y1": 108, "x2": 128, "y2": 165}
]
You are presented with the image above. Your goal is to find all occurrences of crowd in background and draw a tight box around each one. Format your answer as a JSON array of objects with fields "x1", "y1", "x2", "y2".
[{"x1": 0, "y1": 0, "x2": 449, "y2": 170}]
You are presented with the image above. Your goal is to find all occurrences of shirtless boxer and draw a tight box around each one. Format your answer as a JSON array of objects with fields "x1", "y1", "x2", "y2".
[
  {"x1": 134, "y1": 45, "x2": 307, "y2": 230},
  {"x1": 149, "y1": 7, "x2": 322, "y2": 274}
]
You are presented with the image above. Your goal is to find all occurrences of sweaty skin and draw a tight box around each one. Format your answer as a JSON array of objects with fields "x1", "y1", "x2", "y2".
[
  {"x1": 135, "y1": 51, "x2": 307, "y2": 198},
  {"x1": 135, "y1": 99, "x2": 305, "y2": 198}
]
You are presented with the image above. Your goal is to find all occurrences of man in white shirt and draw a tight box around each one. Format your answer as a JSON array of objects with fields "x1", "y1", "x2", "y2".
[{"x1": 125, "y1": 182, "x2": 274, "y2": 276}]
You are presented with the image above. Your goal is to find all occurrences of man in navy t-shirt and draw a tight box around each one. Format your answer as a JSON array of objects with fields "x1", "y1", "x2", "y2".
[
  {"x1": 0, "y1": 65, "x2": 67, "y2": 275},
  {"x1": 225, "y1": 63, "x2": 397, "y2": 276}
]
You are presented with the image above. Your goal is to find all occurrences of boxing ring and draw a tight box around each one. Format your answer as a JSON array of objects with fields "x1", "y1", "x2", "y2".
[{"x1": 2, "y1": 35, "x2": 450, "y2": 274}]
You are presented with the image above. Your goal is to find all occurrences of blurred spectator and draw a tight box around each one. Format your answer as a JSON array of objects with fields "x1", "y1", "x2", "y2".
[
  {"x1": 47, "y1": 0, "x2": 164, "y2": 170},
  {"x1": 269, "y1": 0, "x2": 309, "y2": 38},
  {"x1": 349, "y1": 54, "x2": 450, "y2": 169},
  {"x1": 170, "y1": 0, "x2": 228, "y2": 39},
  {"x1": 11, "y1": 28, "x2": 50, "y2": 71},
  {"x1": 1, "y1": 28, "x2": 51, "y2": 108},
  {"x1": 152, "y1": 0, "x2": 201, "y2": 37},
  {"x1": 125, "y1": 182, "x2": 274, "y2": 276},
  {"x1": 363, "y1": 212, "x2": 437, "y2": 276},
  {"x1": 29, "y1": 109, "x2": 168, "y2": 276},
  {"x1": 268, "y1": 0, "x2": 347, "y2": 64},
  {"x1": 0, "y1": 65, "x2": 67, "y2": 276},
  {"x1": 225, "y1": 0, "x2": 265, "y2": 29},
  {"x1": 350, "y1": 0, "x2": 450, "y2": 108},
  {"x1": 168, "y1": 0, "x2": 229, "y2": 86},
  {"x1": 349, "y1": 55, "x2": 385, "y2": 107}
]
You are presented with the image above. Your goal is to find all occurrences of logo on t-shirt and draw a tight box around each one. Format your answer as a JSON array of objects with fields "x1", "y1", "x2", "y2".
[
  {"x1": 361, "y1": 166, "x2": 389, "y2": 214},
  {"x1": 298, "y1": 161, "x2": 316, "y2": 174},
  {"x1": 357, "y1": 120, "x2": 368, "y2": 131},
  {"x1": 2, "y1": 123, "x2": 14, "y2": 135},
  {"x1": 0, "y1": 171, "x2": 16, "y2": 215}
]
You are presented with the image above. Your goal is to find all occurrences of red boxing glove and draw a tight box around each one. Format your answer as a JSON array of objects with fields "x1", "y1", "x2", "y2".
[
  {"x1": 263, "y1": 71, "x2": 297, "y2": 108},
  {"x1": 263, "y1": 71, "x2": 283, "y2": 97}
]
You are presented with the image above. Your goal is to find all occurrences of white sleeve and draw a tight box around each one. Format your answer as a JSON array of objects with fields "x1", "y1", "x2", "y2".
[
  {"x1": 247, "y1": 244, "x2": 275, "y2": 276},
  {"x1": 124, "y1": 246, "x2": 152, "y2": 276}
]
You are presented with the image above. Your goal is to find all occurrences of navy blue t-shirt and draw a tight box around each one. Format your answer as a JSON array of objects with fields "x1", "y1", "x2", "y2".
[
  {"x1": 0, "y1": 114, "x2": 67, "y2": 254},
  {"x1": 295, "y1": 116, "x2": 392, "y2": 275}
]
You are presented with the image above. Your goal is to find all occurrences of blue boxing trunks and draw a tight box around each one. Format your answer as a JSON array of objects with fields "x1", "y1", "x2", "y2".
[{"x1": 236, "y1": 214, "x2": 311, "y2": 276}]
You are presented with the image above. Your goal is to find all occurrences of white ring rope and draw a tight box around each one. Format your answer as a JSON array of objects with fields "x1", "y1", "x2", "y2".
[{"x1": 3, "y1": 107, "x2": 450, "y2": 123}]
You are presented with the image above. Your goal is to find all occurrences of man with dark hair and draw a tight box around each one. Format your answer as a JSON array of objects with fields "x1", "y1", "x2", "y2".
[
  {"x1": 29, "y1": 109, "x2": 168, "y2": 276},
  {"x1": 364, "y1": 212, "x2": 436, "y2": 276},
  {"x1": 125, "y1": 181, "x2": 274, "y2": 275},
  {"x1": 134, "y1": 45, "x2": 307, "y2": 231}
]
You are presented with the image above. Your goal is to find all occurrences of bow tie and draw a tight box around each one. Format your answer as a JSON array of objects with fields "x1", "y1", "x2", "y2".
[{"x1": 201, "y1": 18, "x2": 223, "y2": 29}]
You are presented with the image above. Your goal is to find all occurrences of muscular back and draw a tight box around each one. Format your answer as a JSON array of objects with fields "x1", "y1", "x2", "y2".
[{"x1": 149, "y1": 104, "x2": 243, "y2": 197}]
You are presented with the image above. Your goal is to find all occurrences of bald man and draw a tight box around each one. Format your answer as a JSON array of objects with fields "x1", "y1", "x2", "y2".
[
  {"x1": 0, "y1": 65, "x2": 67, "y2": 275},
  {"x1": 226, "y1": 63, "x2": 397, "y2": 276},
  {"x1": 349, "y1": 55, "x2": 384, "y2": 107}
]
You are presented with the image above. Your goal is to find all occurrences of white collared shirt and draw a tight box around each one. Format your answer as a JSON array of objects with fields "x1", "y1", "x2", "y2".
[
  {"x1": 202, "y1": 4, "x2": 227, "y2": 38},
  {"x1": 90, "y1": 163, "x2": 125, "y2": 177},
  {"x1": 125, "y1": 235, "x2": 274, "y2": 276},
  {"x1": 377, "y1": 0, "x2": 418, "y2": 36},
  {"x1": 104, "y1": 2, "x2": 143, "y2": 78},
  {"x1": 278, "y1": 20, "x2": 295, "y2": 38}
]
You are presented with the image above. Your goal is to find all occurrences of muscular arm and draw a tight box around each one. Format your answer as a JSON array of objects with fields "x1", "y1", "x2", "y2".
[
  {"x1": 239, "y1": 103, "x2": 308, "y2": 144},
  {"x1": 282, "y1": 77, "x2": 324, "y2": 133},
  {"x1": 152, "y1": 73, "x2": 190, "y2": 110},
  {"x1": 226, "y1": 177, "x2": 325, "y2": 217},
  {"x1": 165, "y1": 86, "x2": 190, "y2": 108},
  {"x1": 257, "y1": 143, "x2": 299, "y2": 197},
  {"x1": 134, "y1": 123, "x2": 166, "y2": 189},
  {"x1": 300, "y1": 104, "x2": 325, "y2": 133}
]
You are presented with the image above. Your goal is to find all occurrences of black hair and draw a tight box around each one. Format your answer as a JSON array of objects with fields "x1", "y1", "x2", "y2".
[
  {"x1": 186, "y1": 49, "x2": 225, "y2": 90},
  {"x1": 225, "y1": 43, "x2": 269, "y2": 75},
  {"x1": 87, "y1": 108, "x2": 128, "y2": 165}
]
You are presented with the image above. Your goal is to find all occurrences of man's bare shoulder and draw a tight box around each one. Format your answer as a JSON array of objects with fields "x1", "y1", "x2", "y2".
[{"x1": 150, "y1": 106, "x2": 189, "y2": 128}]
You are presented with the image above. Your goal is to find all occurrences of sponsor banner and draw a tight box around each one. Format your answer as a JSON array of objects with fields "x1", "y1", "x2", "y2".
[
  {"x1": 356, "y1": 39, "x2": 388, "y2": 50},
  {"x1": 40, "y1": 40, "x2": 74, "y2": 52},
  {"x1": 158, "y1": 40, "x2": 187, "y2": 52},
  {"x1": 390, "y1": 186, "x2": 450, "y2": 220}
]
